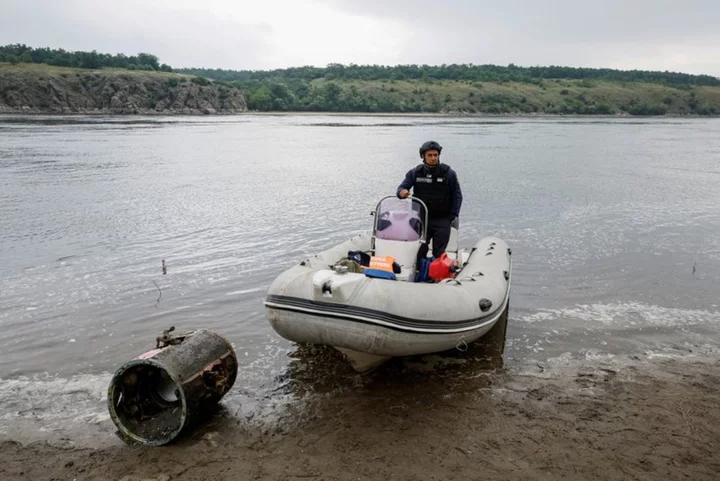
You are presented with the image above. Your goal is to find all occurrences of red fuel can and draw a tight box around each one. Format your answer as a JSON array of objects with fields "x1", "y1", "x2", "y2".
[{"x1": 428, "y1": 253, "x2": 459, "y2": 281}]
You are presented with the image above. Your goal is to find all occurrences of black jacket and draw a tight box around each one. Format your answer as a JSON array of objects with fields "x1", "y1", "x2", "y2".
[{"x1": 396, "y1": 163, "x2": 463, "y2": 218}]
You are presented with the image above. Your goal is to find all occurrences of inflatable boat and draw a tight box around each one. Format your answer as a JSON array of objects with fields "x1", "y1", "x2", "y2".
[{"x1": 264, "y1": 196, "x2": 512, "y2": 371}]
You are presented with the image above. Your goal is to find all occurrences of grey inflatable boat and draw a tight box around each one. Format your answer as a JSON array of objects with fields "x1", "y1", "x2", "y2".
[{"x1": 264, "y1": 196, "x2": 512, "y2": 371}]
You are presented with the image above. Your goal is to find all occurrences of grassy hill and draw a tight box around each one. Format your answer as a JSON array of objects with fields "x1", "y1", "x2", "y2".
[
  {"x1": 0, "y1": 63, "x2": 247, "y2": 115},
  {"x1": 232, "y1": 77, "x2": 720, "y2": 115},
  {"x1": 1, "y1": 60, "x2": 719, "y2": 116},
  {"x1": 180, "y1": 63, "x2": 720, "y2": 115}
]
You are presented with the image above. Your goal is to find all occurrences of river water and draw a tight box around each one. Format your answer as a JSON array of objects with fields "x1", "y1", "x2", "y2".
[{"x1": 1, "y1": 114, "x2": 719, "y2": 444}]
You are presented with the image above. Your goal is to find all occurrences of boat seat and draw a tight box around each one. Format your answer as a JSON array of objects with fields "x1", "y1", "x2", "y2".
[
  {"x1": 371, "y1": 197, "x2": 426, "y2": 281},
  {"x1": 373, "y1": 238, "x2": 420, "y2": 281}
]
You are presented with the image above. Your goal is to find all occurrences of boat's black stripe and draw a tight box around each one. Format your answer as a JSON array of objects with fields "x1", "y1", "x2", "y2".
[
  {"x1": 267, "y1": 303, "x2": 497, "y2": 334},
  {"x1": 265, "y1": 294, "x2": 503, "y2": 330}
]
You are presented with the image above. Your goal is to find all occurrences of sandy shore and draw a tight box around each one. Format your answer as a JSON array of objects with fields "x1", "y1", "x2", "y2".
[{"x1": 1, "y1": 349, "x2": 719, "y2": 481}]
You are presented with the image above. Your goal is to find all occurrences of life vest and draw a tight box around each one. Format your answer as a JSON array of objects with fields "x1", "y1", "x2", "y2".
[
  {"x1": 365, "y1": 255, "x2": 398, "y2": 280},
  {"x1": 368, "y1": 255, "x2": 396, "y2": 273},
  {"x1": 412, "y1": 163, "x2": 453, "y2": 217}
]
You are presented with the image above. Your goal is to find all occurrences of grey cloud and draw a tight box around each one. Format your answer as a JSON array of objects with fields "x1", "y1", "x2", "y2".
[
  {"x1": 319, "y1": 0, "x2": 720, "y2": 75},
  {"x1": 0, "y1": 0, "x2": 275, "y2": 69},
  {"x1": 320, "y1": 0, "x2": 720, "y2": 40},
  {"x1": 1, "y1": 0, "x2": 718, "y2": 74}
]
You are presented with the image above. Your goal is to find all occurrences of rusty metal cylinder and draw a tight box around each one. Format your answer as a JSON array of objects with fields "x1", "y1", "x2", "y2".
[{"x1": 107, "y1": 328, "x2": 237, "y2": 446}]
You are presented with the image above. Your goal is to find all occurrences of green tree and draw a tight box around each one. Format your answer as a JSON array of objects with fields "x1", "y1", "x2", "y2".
[
  {"x1": 77, "y1": 50, "x2": 101, "y2": 69},
  {"x1": 324, "y1": 82, "x2": 342, "y2": 104},
  {"x1": 247, "y1": 85, "x2": 273, "y2": 110},
  {"x1": 137, "y1": 53, "x2": 160, "y2": 70}
]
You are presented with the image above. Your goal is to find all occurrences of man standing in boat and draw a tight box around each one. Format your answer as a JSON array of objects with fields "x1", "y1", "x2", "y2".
[{"x1": 397, "y1": 140, "x2": 463, "y2": 260}]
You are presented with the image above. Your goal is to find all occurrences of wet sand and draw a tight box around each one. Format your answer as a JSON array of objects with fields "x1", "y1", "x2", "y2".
[{"x1": 2, "y1": 347, "x2": 719, "y2": 481}]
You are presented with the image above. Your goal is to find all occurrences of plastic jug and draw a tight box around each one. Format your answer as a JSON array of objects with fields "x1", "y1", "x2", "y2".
[{"x1": 428, "y1": 253, "x2": 459, "y2": 281}]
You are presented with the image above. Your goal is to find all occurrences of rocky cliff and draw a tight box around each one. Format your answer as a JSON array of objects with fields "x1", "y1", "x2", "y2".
[{"x1": 0, "y1": 64, "x2": 247, "y2": 114}]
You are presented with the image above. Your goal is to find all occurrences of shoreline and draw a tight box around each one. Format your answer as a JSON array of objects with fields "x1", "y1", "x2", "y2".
[
  {"x1": 2, "y1": 355, "x2": 719, "y2": 481},
  {"x1": 1, "y1": 110, "x2": 720, "y2": 119}
]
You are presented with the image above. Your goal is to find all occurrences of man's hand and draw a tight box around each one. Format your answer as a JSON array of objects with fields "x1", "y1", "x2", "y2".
[{"x1": 398, "y1": 189, "x2": 410, "y2": 199}]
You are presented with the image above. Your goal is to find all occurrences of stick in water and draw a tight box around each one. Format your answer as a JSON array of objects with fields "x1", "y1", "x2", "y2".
[{"x1": 153, "y1": 280, "x2": 162, "y2": 306}]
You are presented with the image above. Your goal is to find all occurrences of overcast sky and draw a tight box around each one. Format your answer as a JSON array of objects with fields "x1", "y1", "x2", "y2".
[{"x1": 2, "y1": 0, "x2": 719, "y2": 75}]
